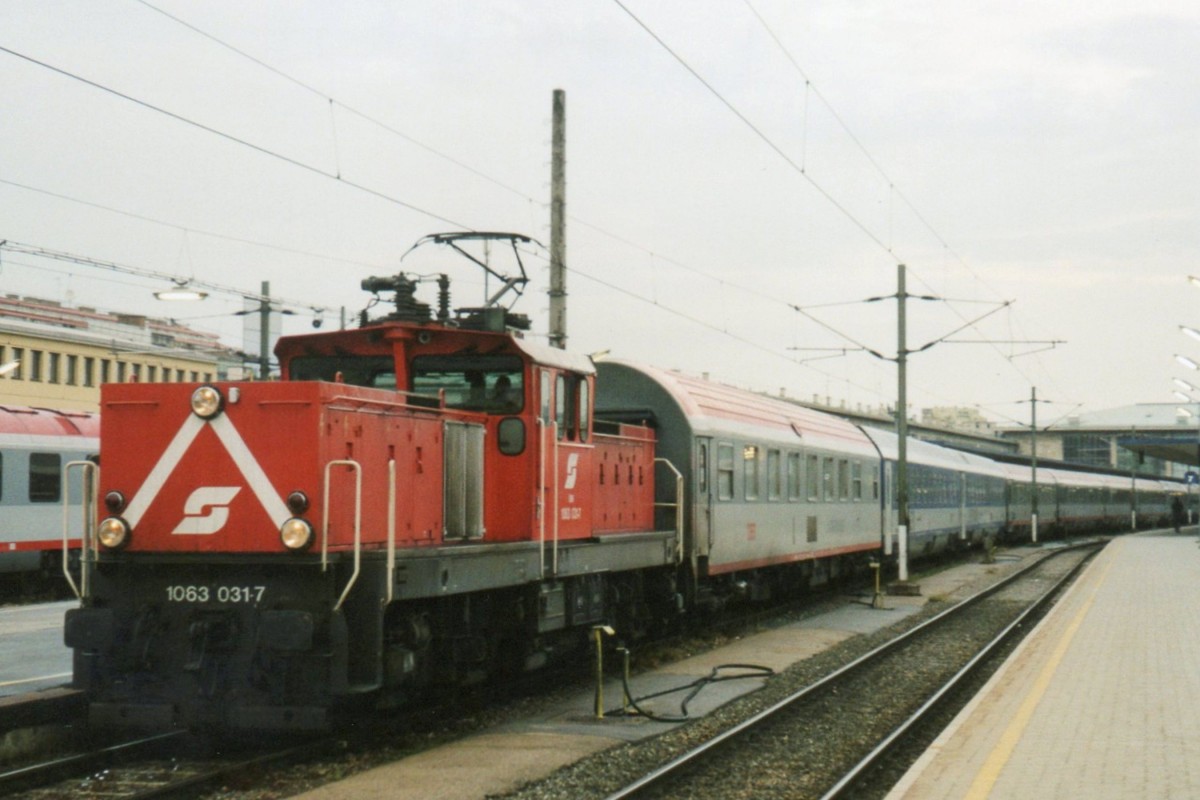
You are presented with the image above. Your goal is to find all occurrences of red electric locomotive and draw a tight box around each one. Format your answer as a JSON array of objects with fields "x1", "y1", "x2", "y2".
[{"x1": 66, "y1": 239, "x2": 680, "y2": 730}]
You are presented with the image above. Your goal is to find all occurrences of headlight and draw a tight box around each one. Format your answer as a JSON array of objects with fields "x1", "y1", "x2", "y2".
[
  {"x1": 190, "y1": 386, "x2": 223, "y2": 419},
  {"x1": 280, "y1": 518, "x2": 314, "y2": 551},
  {"x1": 98, "y1": 517, "x2": 130, "y2": 550}
]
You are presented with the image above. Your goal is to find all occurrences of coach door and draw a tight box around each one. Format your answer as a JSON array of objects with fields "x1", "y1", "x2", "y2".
[{"x1": 693, "y1": 438, "x2": 713, "y2": 559}]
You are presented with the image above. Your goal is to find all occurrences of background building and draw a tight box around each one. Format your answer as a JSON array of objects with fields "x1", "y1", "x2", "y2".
[
  {"x1": 0, "y1": 295, "x2": 242, "y2": 412},
  {"x1": 998, "y1": 403, "x2": 1195, "y2": 477}
]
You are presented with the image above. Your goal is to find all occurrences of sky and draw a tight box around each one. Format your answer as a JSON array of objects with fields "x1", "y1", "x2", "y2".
[{"x1": 2, "y1": 0, "x2": 1198, "y2": 427}]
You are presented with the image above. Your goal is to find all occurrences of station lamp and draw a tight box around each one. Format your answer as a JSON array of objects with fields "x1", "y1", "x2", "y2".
[{"x1": 154, "y1": 280, "x2": 208, "y2": 301}]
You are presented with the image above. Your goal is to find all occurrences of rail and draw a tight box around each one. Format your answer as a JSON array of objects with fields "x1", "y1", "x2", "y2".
[
  {"x1": 819, "y1": 542, "x2": 1101, "y2": 799},
  {"x1": 654, "y1": 457, "x2": 684, "y2": 562},
  {"x1": 322, "y1": 459, "x2": 362, "y2": 612},
  {"x1": 603, "y1": 540, "x2": 1104, "y2": 799},
  {"x1": 61, "y1": 460, "x2": 98, "y2": 600}
]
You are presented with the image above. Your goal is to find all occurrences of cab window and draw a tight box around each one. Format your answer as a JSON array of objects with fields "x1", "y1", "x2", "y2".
[
  {"x1": 578, "y1": 379, "x2": 591, "y2": 443},
  {"x1": 411, "y1": 355, "x2": 524, "y2": 413},
  {"x1": 289, "y1": 355, "x2": 395, "y2": 388}
]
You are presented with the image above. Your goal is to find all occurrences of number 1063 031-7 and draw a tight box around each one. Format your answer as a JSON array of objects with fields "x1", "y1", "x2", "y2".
[{"x1": 165, "y1": 585, "x2": 266, "y2": 604}]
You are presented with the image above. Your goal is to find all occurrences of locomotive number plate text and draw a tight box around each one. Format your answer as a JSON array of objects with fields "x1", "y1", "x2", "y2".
[{"x1": 165, "y1": 585, "x2": 266, "y2": 604}]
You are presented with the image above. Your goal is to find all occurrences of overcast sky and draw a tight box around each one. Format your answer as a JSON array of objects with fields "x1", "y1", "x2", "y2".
[{"x1": 2, "y1": 0, "x2": 1197, "y2": 425}]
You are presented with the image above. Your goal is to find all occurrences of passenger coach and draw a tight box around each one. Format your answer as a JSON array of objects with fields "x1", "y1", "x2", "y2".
[{"x1": 595, "y1": 360, "x2": 882, "y2": 603}]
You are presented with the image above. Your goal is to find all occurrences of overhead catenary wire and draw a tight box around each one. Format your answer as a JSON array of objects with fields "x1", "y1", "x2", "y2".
[
  {"x1": 0, "y1": 10, "x2": 893, "y2": 401},
  {"x1": 124, "y1": 0, "x2": 1047, "y2": 409},
  {"x1": 613, "y1": 0, "x2": 1049, "y2": 395},
  {"x1": 0, "y1": 177, "x2": 391, "y2": 272},
  {"x1": 0, "y1": 44, "x2": 471, "y2": 231},
  {"x1": 5, "y1": 6, "x2": 1057, "y2": 413}
]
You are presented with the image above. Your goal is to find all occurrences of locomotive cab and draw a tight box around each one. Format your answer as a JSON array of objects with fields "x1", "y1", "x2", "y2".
[{"x1": 275, "y1": 313, "x2": 603, "y2": 545}]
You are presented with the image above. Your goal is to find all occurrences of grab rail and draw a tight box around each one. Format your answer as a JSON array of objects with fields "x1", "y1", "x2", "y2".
[
  {"x1": 322, "y1": 459, "x2": 362, "y2": 612},
  {"x1": 62, "y1": 460, "x2": 98, "y2": 600},
  {"x1": 386, "y1": 459, "x2": 396, "y2": 604},
  {"x1": 654, "y1": 457, "x2": 685, "y2": 562}
]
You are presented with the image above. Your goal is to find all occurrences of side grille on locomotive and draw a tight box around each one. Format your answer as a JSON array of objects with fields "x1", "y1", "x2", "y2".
[{"x1": 444, "y1": 420, "x2": 485, "y2": 540}]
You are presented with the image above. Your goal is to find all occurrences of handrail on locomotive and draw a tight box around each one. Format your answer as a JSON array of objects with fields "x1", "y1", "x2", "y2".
[
  {"x1": 62, "y1": 460, "x2": 99, "y2": 600},
  {"x1": 654, "y1": 457, "x2": 685, "y2": 563},
  {"x1": 322, "y1": 459, "x2": 362, "y2": 612}
]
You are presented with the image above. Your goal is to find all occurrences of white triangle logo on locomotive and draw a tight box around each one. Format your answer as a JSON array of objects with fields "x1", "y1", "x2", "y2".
[{"x1": 122, "y1": 413, "x2": 290, "y2": 533}]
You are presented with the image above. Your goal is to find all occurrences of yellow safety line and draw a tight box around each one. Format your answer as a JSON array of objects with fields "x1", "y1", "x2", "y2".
[
  {"x1": 0, "y1": 672, "x2": 71, "y2": 688},
  {"x1": 964, "y1": 540, "x2": 1122, "y2": 799}
]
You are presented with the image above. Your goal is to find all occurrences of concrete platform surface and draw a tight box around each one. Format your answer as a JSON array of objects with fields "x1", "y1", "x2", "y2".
[
  {"x1": 289, "y1": 548, "x2": 1049, "y2": 800},
  {"x1": 888, "y1": 534, "x2": 1200, "y2": 800},
  {"x1": 0, "y1": 599, "x2": 74, "y2": 697}
]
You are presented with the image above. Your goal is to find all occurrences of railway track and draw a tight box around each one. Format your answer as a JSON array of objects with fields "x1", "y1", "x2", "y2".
[
  {"x1": 0, "y1": 545, "x2": 1088, "y2": 799},
  {"x1": 0, "y1": 730, "x2": 340, "y2": 799},
  {"x1": 590, "y1": 542, "x2": 1101, "y2": 800}
]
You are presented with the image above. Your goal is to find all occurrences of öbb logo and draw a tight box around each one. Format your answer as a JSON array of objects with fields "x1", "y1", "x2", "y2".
[
  {"x1": 172, "y1": 487, "x2": 242, "y2": 535},
  {"x1": 564, "y1": 453, "x2": 580, "y2": 490}
]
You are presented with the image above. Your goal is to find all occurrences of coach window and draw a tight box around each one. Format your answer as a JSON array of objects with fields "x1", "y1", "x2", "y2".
[
  {"x1": 822, "y1": 457, "x2": 835, "y2": 502},
  {"x1": 787, "y1": 453, "x2": 802, "y2": 501},
  {"x1": 48, "y1": 352, "x2": 60, "y2": 384},
  {"x1": 29, "y1": 453, "x2": 61, "y2": 503},
  {"x1": 100, "y1": 360, "x2": 110, "y2": 384},
  {"x1": 717, "y1": 444, "x2": 734, "y2": 501},
  {"x1": 10, "y1": 348, "x2": 23, "y2": 380},
  {"x1": 851, "y1": 461, "x2": 863, "y2": 501},
  {"x1": 767, "y1": 449, "x2": 781, "y2": 501},
  {"x1": 30, "y1": 350, "x2": 43, "y2": 382},
  {"x1": 83, "y1": 357, "x2": 95, "y2": 387},
  {"x1": 697, "y1": 443, "x2": 709, "y2": 495},
  {"x1": 744, "y1": 445, "x2": 760, "y2": 501},
  {"x1": 806, "y1": 454, "x2": 820, "y2": 501}
]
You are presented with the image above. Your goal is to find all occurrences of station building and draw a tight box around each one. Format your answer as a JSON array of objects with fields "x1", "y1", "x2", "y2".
[
  {"x1": 0, "y1": 295, "x2": 241, "y2": 413},
  {"x1": 997, "y1": 404, "x2": 1195, "y2": 477}
]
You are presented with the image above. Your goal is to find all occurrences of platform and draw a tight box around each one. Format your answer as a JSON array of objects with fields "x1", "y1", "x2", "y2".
[
  {"x1": 888, "y1": 532, "x2": 1200, "y2": 800},
  {"x1": 0, "y1": 599, "x2": 74, "y2": 698},
  {"x1": 290, "y1": 550, "x2": 1038, "y2": 800}
]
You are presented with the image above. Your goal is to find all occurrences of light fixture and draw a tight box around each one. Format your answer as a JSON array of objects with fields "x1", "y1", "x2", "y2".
[
  {"x1": 190, "y1": 386, "x2": 224, "y2": 418},
  {"x1": 154, "y1": 280, "x2": 208, "y2": 301},
  {"x1": 1179, "y1": 407, "x2": 1195, "y2": 419},
  {"x1": 1190, "y1": 276, "x2": 1200, "y2": 289},
  {"x1": 1177, "y1": 354, "x2": 1199, "y2": 370},
  {"x1": 1182, "y1": 326, "x2": 1200, "y2": 342},
  {"x1": 1174, "y1": 391, "x2": 1192, "y2": 403},
  {"x1": 1175, "y1": 378, "x2": 1199, "y2": 392}
]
